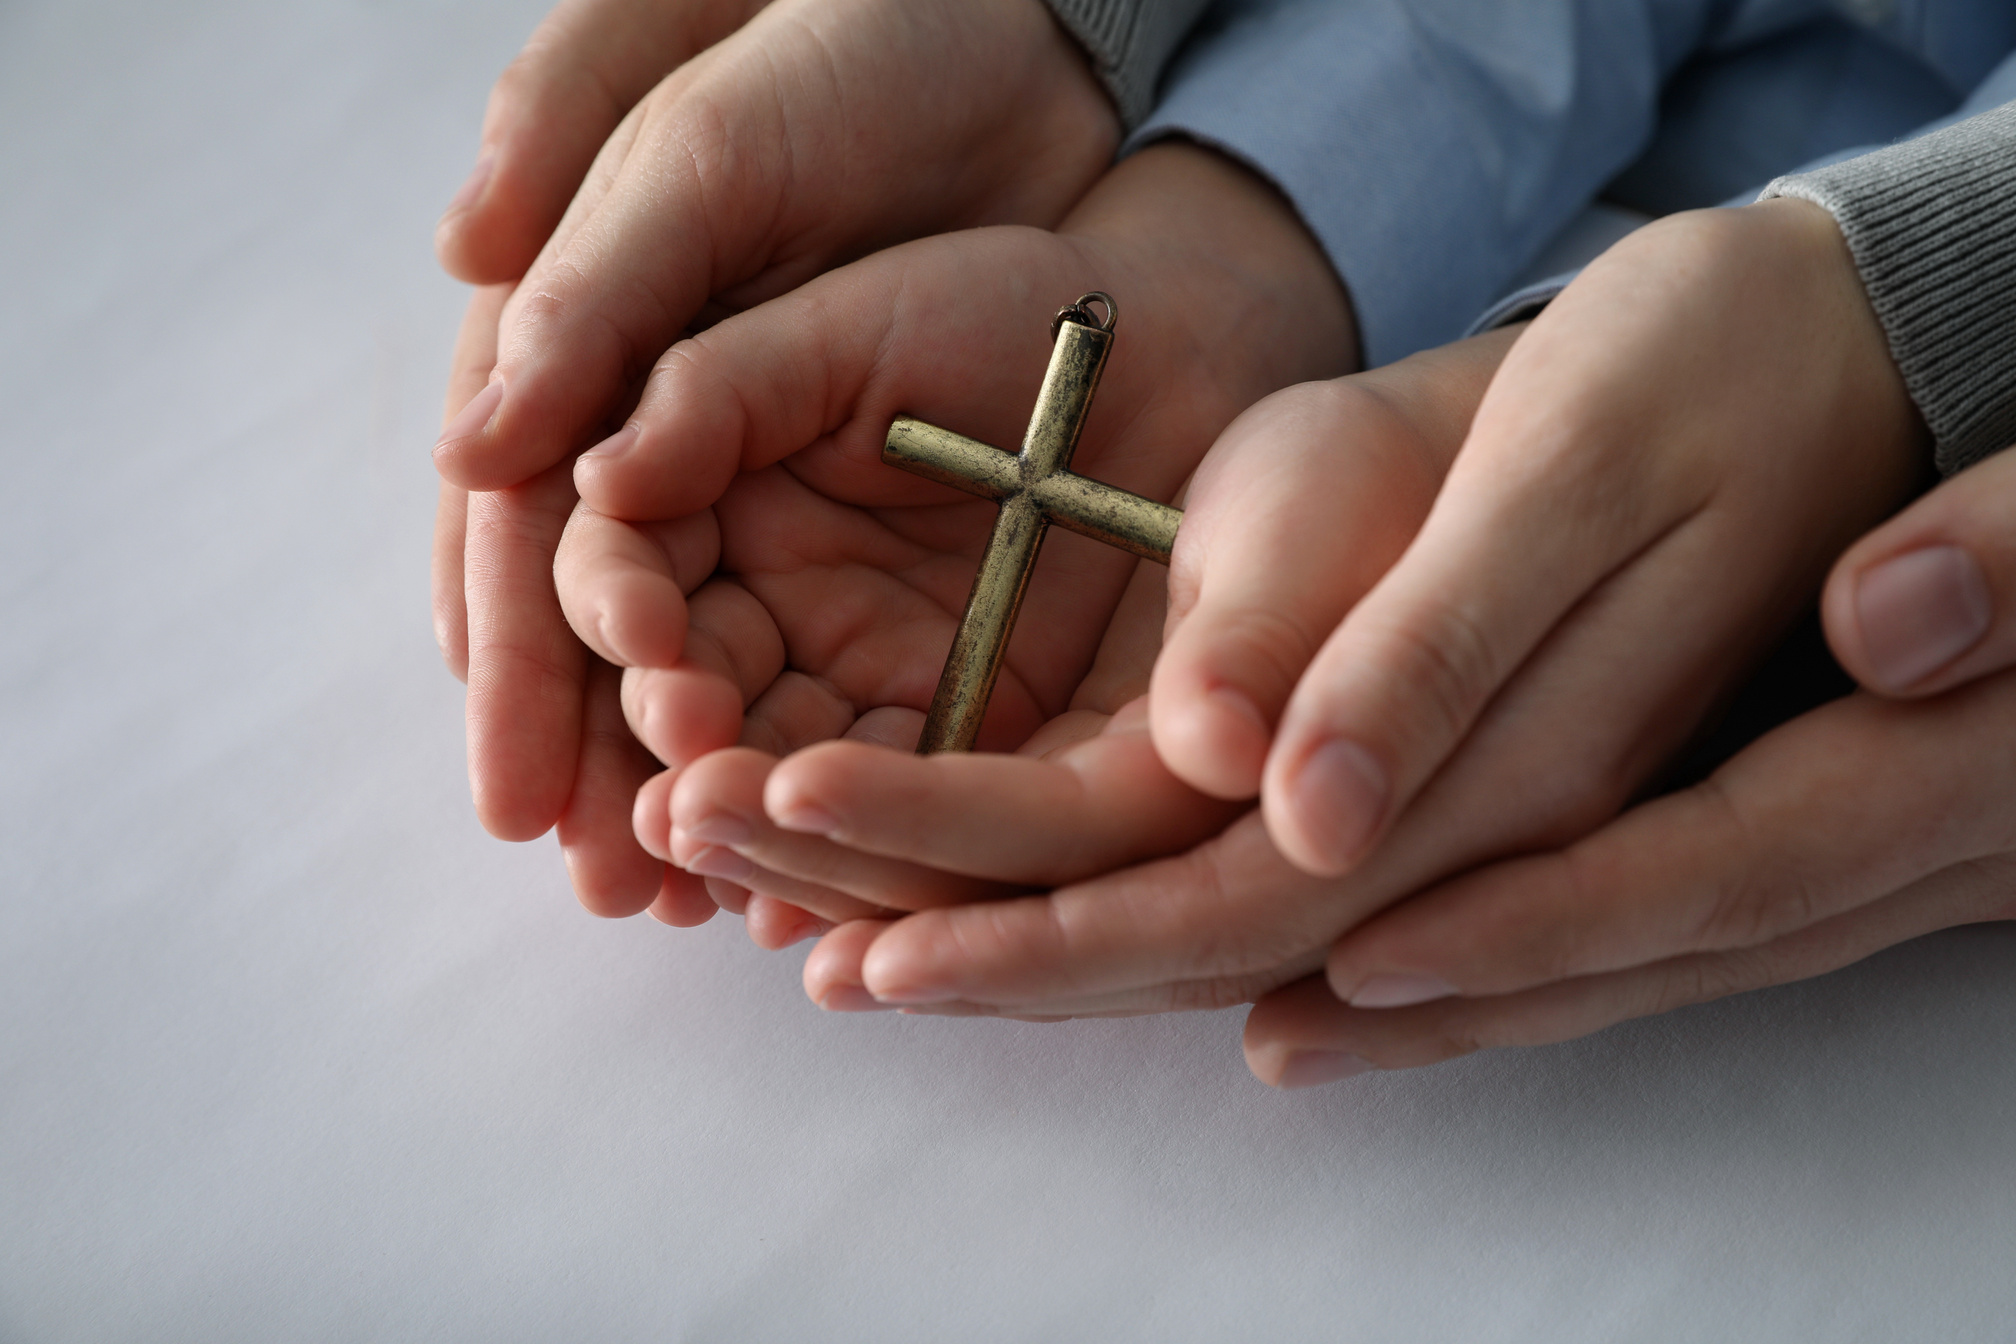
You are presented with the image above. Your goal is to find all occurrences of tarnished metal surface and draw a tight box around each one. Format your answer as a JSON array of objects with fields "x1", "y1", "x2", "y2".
[{"x1": 880, "y1": 294, "x2": 1185, "y2": 753}]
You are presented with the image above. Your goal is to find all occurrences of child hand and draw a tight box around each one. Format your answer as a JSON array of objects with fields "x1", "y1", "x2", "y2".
[
  {"x1": 651, "y1": 331, "x2": 1485, "y2": 982},
  {"x1": 792, "y1": 264, "x2": 1922, "y2": 1024},
  {"x1": 1241, "y1": 435, "x2": 2016, "y2": 1083},
  {"x1": 1248, "y1": 198, "x2": 1927, "y2": 878},
  {"x1": 650, "y1": 561, "x2": 1246, "y2": 959},
  {"x1": 429, "y1": 0, "x2": 1119, "y2": 860},
  {"x1": 548, "y1": 141, "x2": 1351, "y2": 921}
]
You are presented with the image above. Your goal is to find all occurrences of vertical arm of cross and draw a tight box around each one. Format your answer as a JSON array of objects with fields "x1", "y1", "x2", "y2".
[{"x1": 914, "y1": 318, "x2": 1113, "y2": 752}]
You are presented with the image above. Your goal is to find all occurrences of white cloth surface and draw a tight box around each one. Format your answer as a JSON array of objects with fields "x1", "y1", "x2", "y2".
[{"x1": 4, "y1": 2, "x2": 2015, "y2": 1339}]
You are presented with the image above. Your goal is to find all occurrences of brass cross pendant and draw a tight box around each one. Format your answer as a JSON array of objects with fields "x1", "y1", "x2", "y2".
[{"x1": 883, "y1": 292, "x2": 1183, "y2": 753}]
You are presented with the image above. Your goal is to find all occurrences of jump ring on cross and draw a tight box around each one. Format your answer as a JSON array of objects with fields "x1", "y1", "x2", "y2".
[{"x1": 1050, "y1": 290, "x2": 1118, "y2": 342}]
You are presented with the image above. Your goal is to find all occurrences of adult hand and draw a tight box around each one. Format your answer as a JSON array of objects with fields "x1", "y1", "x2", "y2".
[
  {"x1": 552, "y1": 141, "x2": 1353, "y2": 924},
  {"x1": 428, "y1": 0, "x2": 1121, "y2": 908},
  {"x1": 1243, "y1": 442, "x2": 2016, "y2": 1084}
]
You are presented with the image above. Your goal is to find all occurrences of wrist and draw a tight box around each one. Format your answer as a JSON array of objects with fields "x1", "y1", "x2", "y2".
[{"x1": 1064, "y1": 141, "x2": 1358, "y2": 394}]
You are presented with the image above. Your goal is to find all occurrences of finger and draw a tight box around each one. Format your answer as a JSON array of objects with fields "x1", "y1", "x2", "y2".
[
  {"x1": 557, "y1": 657, "x2": 668, "y2": 918},
  {"x1": 433, "y1": 483, "x2": 470, "y2": 680},
  {"x1": 1323, "y1": 675, "x2": 2016, "y2": 1007},
  {"x1": 434, "y1": 284, "x2": 514, "y2": 677},
  {"x1": 571, "y1": 228, "x2": 1093, "y2": 522},
  {"x1": 760, "y1": 713, "x2": 1241, "y2": 886},
  {"x1": 856, "y1": 812, "x2": 1335, "y2": 1007},
  {"x1": 648, "y1": 866, "x2": 718, "y2": 927},
  {"x1": 1257, "y1": 205, "x2": 1920, "y2": 878},
  {"x1": 670, "y1": 747, "x2": 998, "y2": 911},
  {"x1": 439, "y1": 0, "x2": 1119, "y2": 494},
  {"x1": 743, "y1": 895, "x2": 836, "y2": 950},
  {"x1": 1150, "y1": 333, "x2": 1509, "y2": 799},
  {"x1": 435, "y1": 0, "x2": 758, "y2": 284},
  {"x1": 463, "y1": 459, "x2": 588, "y2": 839},
  {"x1": 805, "y1": 917, "x2": 1298, "y2": 1018},
  {"x1": 1825, "y1": 444, "x2": 2016, "y2": 696},
  {"x1": 1247, "y1": 852, "x2": 2016, "y2": 1084},
  {"x1": 617, "y1": 577, "x2": 784, "y2": 770},
  {"x1": 554, "y1": 502, "x2": 721, "y2": 667}
]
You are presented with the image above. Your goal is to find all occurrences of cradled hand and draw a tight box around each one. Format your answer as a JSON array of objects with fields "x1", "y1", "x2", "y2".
[
  {"x1": 1245, "y1": 441, "x2": 2016, "y2": 1085},
  {"x1": 552, "y1": 141, "x2": 1354, "y2": 924},
  {"x1": 652, "y1": 334, "x2": 1485, "y2": 995},
  {"x1": 428, "y1": 0, "x2": 1122, "y2": 912},
  {"x1": 1241, "y1": 198, "x2": 1927, "y2": 880},
  {"x1": 797, "y1": 203, "x2": 1940, "y2": 1034}
]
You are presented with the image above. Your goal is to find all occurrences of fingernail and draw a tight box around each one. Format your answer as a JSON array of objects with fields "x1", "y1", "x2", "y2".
[
  {"x1": 1348, "y1": 973, "x2": 1456, "y2": 1009},
  {"x1": 444, "y1": 150, "x2": 494, "y2": 217},
  {"x1": 1854, "y1": 545, "x2": 1992, "y2": 691},
  {"x1": 771, "y1": 803, "x2": 839, "y2": 836},
  {"x1": 686, "y1": 845, "x2": 753, "y2": 882},
  {"x1": 870, "y1": 984, "x2": 961, "y2": 1006},
  {"x1": 1290, "y1": 738, "x2": 1387, "y2": 869},
  {"x1": 582, "y1": 424, "x2": 638, "y2": 461},
  {"x1": 1277, "y1": 1051, "x2": 1376, "y2": 1089},
  {"x1": 683, "y1": 813, "x2": 753, "y2": 847},
  {"x1": 437, "y1": 380, "x2": 503, "y2": 448},
  {"x1": 819, "y1": 985, "x2": 892, "y2": 1013}
]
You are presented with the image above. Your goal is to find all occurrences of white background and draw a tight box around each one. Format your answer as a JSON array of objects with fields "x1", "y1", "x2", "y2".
[{"x1": 4, "y1": 2, "x2": 2014, "y2": 1339}]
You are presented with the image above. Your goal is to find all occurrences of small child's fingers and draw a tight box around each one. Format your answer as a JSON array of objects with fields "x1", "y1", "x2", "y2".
[
  {"x1": 616, "y1": 578, "x2": 785, "y2": 770},
  {"x1": 743, "y1": 895, "x2": 837, "y2": 950},
  {"x1": 760, "y1": 722, "x2": 1241, "y2": 887},
  {"x1": 804, "y1": 919, "x2": 900, "y2": 1012},
  {"x1": 557, "y1": 658, "x2": 669, "y2": 918},
  {"x1": 554, "y1": 502, "x2": 721, "y2": 668},
  {"x1": 463, "y1": 460, "x2": 588, "y2": 841},
  {"x1": 648, "y1": 867, "x2": 718, "y2": 927},
  {"x1": 631, "y1": 768, "x2": 676, "y2": 862},
  {"x1": 434, "y1": 0, "x2": 729, "y2": 283},
  {"x1": 572, "y1": 231, "x2": 1088, "y2": 521},
  {"x1": 671, "y1": 747, "x2": 1004, "y2": 910}
]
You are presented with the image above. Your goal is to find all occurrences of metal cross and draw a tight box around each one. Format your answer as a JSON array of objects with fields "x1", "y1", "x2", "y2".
[{"x1": 882, "y1": 292, "x2": 1183, "y2": 753}]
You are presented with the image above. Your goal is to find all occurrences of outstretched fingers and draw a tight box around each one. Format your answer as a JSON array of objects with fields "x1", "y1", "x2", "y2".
[
  {"x1": 1320, "y1": 674, "x2": 2016, "y2": 1010},
  {"x1": 759, "y1": 708, "x2": 1242, "y2": 885},
  {"x1": 1246, "y1": 854, "x2": 2016, "y2": 1085},
  {"x1": 571, "y1": 228, "x2": 1093, "y2": 521},
  {"x1": 850, "y1": 812, "x2": 1334, "y2": 1008}
]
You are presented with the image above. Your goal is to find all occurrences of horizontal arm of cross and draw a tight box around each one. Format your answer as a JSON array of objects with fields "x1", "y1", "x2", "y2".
[{"x1": 884, "y1": 417, "x2": 1179, "y2": 564}]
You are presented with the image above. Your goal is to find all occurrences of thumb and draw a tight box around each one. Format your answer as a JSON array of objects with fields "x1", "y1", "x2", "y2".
[
  {"x1": 1824, "y1": 445, "x2": 2016, "y2": 696},
  {"x1": 1150, "y1": 331, "x2": 1514, "y2": 799},
  {"x1": 435, "y1": 0, "x2": 755, "y2": 284}
]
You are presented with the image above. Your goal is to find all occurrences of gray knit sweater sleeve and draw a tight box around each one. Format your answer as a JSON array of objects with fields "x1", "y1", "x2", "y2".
[
  {"x1": 1044, "y1": 0, "x2": 1214, "y2": 129},
  {"x1": 1761, "y1": 103, "x2": 2016, "y2": 476}
]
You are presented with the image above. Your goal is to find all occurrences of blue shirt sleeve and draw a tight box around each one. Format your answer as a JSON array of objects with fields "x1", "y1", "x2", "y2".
[{"x1": 1128, "y1": 0, "x2": 1727, "y2": 366}]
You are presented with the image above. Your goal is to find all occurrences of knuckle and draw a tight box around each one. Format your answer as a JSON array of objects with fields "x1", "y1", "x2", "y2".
[
  {"x1": 1196, "y1": 605, "x2": 1321, "y2": 707},
  {"x1": 1362, "y1": 600, "x2": 1501, "y2": 754}
]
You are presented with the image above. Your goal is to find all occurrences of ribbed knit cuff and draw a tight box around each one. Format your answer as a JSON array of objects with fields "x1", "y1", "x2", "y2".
[
  {"x1": 1762, "y1": 102, "x2": 2016, "y2": 476},
  {"x1": 1044, "y1": 0, "x2": 1214, "y2": 129}
]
